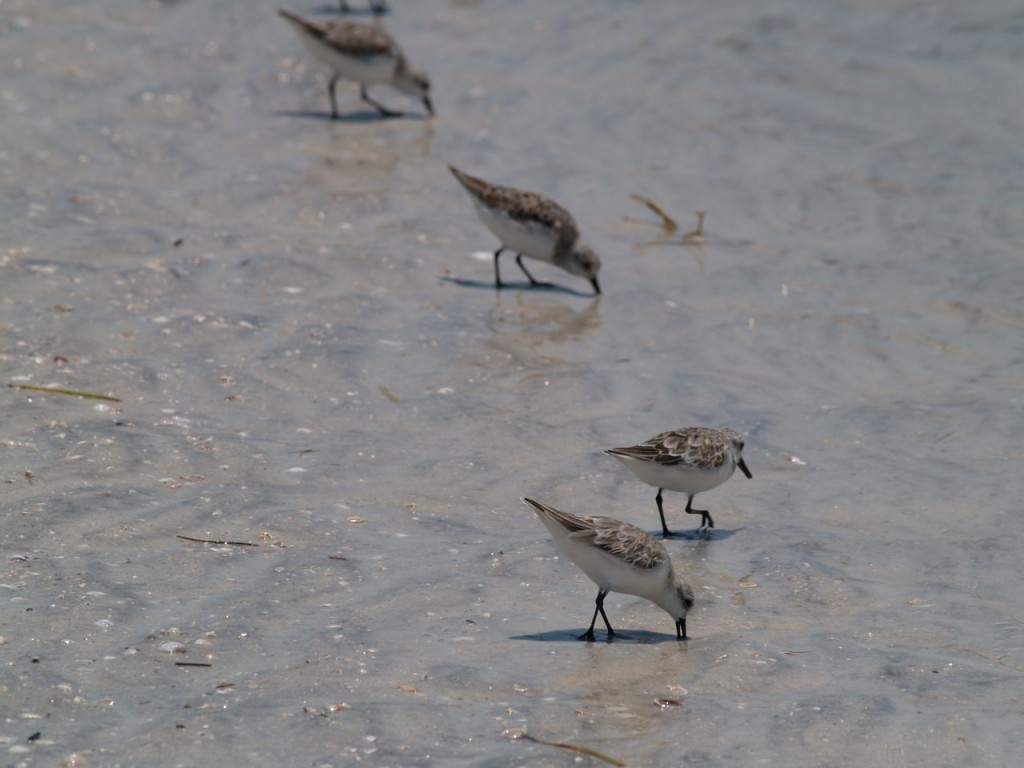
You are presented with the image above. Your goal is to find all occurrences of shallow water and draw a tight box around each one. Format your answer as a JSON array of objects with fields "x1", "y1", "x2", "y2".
[{"x1": 2, "y1": 0, "x2": 1023, "y2": 765}]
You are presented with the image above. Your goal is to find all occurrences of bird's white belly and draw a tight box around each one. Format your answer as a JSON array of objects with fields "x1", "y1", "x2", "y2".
[
  {"x1": 474, "y1": 203, "x2": 557, "y2": 263},
  {"x1": 604, "y1": 558, "x2": 669, "y2": 601},
  {"x1": 552, "y1": 536, "x2": 667, "y2": 600},
  {"x1": 614, "y1": 455, "x2": 734, "y2": 494}
]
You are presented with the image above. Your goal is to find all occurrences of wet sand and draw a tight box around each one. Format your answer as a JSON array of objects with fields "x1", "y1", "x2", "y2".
[{"x1": 2, "y1": 0, "x2": 1023, "y2": 765}]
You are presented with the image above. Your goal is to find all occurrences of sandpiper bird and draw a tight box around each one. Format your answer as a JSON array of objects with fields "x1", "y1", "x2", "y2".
[
  {"x1": 339, "y1": 0, "x2": 387, "y2": 13},
  {"x1": 278, "y1": 9, "x2": 432, "y2": 119},
  {"x1": 449, "y1": 166, "x2": 602, "y2": 295},
  {"x1": 524, "y1": 498, "x2": 694, "y2": 641},
  {"x1": 606, "y1": 427, "x2": 752, "y2": 538}
]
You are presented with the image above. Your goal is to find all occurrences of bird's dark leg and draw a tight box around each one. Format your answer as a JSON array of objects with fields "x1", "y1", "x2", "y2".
[
  {"x1": 676, "y1": 617, "x2": 688, "y2": 640},
  {"x1": 580, "y1": 600, "x2": 600, "y2": 642},
  {"x1": 579, "y1": 589, "x2": 613, "y2": 641},
  {"x1": 596, "y1": 590, "x2": 616, "y2": 640},
  {"x1": 329, "y1": 75, "x2": 341, "y2": 119},
  {"x1": 656, "y1": 488, "x2": 673, "y2": 538},
  {"x1": 493, "y1": 247, "x2": 506, "y2": 289},
  {"x1": 360, "y1": 85, "x2": 403, "y2": 118},
  {"x1": 515, "y1": 254, "x2": 552, "y2": 287},
  {"x1": 685, "y1": 495, "x2": 714, "y2": 532}
]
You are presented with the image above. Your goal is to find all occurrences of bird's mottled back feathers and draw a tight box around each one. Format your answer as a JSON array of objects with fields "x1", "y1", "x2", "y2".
[
  {"x1": 448, "y1": 166, "x2": 580, "y2": 249},
  {"x1": 571, "y1": 516, "x2": 667, "y2": 570},
  {"x1": 609, "y1": 427, "x2": 743, "y2": 469},
  {"x1": 527, "y1": 499, "x2": 666, "y2": 570},
  {"x1": 321, "y1": 19, "x2": 399, "y2": 56},
  {"x1": 278, "y1": 10, "x2": 399, "y2": 57}
]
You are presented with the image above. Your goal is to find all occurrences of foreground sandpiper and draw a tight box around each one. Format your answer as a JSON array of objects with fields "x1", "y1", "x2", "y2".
[
  {"x1": 524, "y1": 498, "x2": 693, "y2": 641},
  {"x1": 449, "y1": 166, "x2": 601, "y2": 295},
  {"x1": 606, "y1": 427, "x2": 752, "y2": 538},
  {"x1": 279, "y1": 9, "x2": 432, "y2": 119}
]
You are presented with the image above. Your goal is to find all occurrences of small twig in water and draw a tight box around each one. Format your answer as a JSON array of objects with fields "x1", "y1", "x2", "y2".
[
  {"x1": 503, "y1": 729, "x2": 630, "y2": 767},
  {"x1": 630, "y1": 194, "x2": 678, "y2": 231},
  {"x1": 8, "y1": 383, "x2": 122, "y2": 402},
  {"x1": 681, "y1": 211, "x2": 706, "y2": 245},
  {"x1": 176, "y1": 535, "x2": 259, "y2": 547}
]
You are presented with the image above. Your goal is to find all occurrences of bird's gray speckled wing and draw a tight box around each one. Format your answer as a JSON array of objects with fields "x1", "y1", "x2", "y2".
[
  {"x1": 449, "y1": 166, "x2": 579, "y2": 247},
  {"x1": 321, "y1": 20, "x2": 399, "y2": 56},
  {"x1": 609, "y1": 427, "x2": 739, "y2": 469},
  {"x1": 570, "y1": 516, "x2": 667, "y2": 570}
]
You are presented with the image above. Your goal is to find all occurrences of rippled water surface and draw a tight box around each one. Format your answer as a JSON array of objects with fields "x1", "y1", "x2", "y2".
[{"x1": 2, "y1": 0, "x2": 1023, "y2": 765}]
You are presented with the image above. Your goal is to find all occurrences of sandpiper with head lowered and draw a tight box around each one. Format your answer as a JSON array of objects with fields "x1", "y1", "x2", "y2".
[
  {"x1": 524, "y1": 497, "x2": 693, "y2": 641},
  {"x1": 606, "y1": 427, "x2": 752, "y2": 538},
  {"x1": 449, "y1": 166, "x2": 601, "y2": 295},
  {"x1": 278, "y1": 9, "x2": 432, "y2": 119}
]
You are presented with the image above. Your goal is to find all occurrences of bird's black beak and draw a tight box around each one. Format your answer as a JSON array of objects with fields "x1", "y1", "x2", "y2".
[
  {"x1": 676, "y1": 618, "x2": 687, "y2": 640},
  {"x1": 590, "y1": 277, "x2": 601, "y2": 295},
  {"x1": 423, "y1": 96, "x2": 434, "y2": 117},
  {"x1": 738, "y1": 457, "x2": 752, "y2": 479}
]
